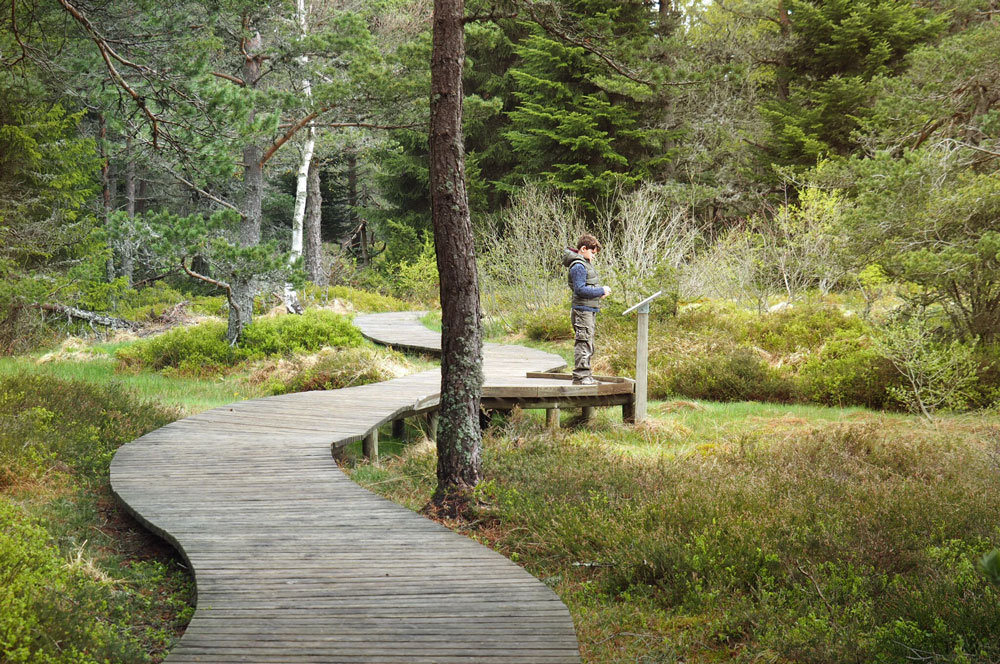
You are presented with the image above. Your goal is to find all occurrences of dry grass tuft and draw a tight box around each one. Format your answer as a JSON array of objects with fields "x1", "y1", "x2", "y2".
[
  {"x1": 655, "y1": 400, "x2": 705, "y2": 413},
  {"x1": 36, "y1": 338, "x2": 107, "y2": 364}
]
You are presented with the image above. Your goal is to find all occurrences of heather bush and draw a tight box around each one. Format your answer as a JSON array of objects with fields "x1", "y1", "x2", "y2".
[
  {"x1": 360, "y1": 414, "x2": 1000, "y2": 663},
  {"x1": 663, "y1": 345, "x2": 795, "y2": 402},
  {"x1": 524, "y1": 307, "x2": 574, "y2": 342}
]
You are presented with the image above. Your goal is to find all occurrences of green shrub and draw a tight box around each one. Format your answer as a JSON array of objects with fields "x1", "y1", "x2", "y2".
[
  {"x1": 116, "y1": 310, "x2": 363, "y2": 374},
  {"x1": 0, "y1": 502, "x2": 153, "y2": 663},
  {"x1": 524, "y1": 307, "x2": 573, "y2": 341},
  {"x1": 969, "y1": 344, "x2": 1000, "y2": 409},
  {"x1": 266, "y1": 346, "x2": 413, "y2": 394},
  {"x1": 796, "y1": 329, "x2": 899, "y2": 409},
  {"x1": 0, "y1": 374, "x2": 178, "y2": 482},
  {"x1": 392, "y1": 237, "x2": 440, "y2": 304},
  {"x1": 115, "y1": 319, "x2": 239, "y2": 374},
  {"x1": 745, "y1": 302, "x2": 864, "y2": 354},
  {"x1": 665, "y1": 346, "x2": 794, "y2": 402},
  {"x1": 240, "y1": 310, "x2": 362, "y2": 356}
]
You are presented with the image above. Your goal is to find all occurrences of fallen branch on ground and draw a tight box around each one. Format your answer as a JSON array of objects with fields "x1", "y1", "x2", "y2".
[{"x1": 34, "y1": 302, "x2": 139, "y2": 330}]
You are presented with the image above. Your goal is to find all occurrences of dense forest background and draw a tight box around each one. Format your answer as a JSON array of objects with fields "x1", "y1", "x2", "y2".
[{"x1": 2, "y1": 0, "x2": 1000, "y2": 399}]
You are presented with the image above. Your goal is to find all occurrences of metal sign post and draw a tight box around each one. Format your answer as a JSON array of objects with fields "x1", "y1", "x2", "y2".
[{"x1": 623, "y1": 291, "x2": 663, "y2": 424}]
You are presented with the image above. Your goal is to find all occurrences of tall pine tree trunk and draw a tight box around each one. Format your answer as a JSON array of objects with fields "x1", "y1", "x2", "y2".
[
  {"x1": 429, "y1": 0, "x2": 483, "y2": 503},
  {"x1": 229, "y1": 27, "x2": 264, "y2": 344},
  {"x1": 304, "y1": 159, "x2": 325, "y2": 283}
]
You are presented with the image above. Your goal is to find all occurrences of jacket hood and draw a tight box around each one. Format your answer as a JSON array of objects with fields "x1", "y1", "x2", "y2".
[{"x1": 562, "y1": 247, "x2": 584, "y2": 267}]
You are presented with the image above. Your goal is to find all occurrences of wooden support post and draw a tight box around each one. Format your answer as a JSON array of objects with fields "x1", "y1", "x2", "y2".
[
  {"x1": 581, "y1": 406, "x2": 595, "y2": 422},
  {"x1": 635, "y1": 308, "x2": 649, "y2": 424},
  {"x1": 426, "y1": 411, "x2": 439, "y2": 442},
  {"x1": 392, "y1": 419, "x2": 406, "y2": 440},
  {"x1": 546, "y1": 408, "x2": 560, "y2": 429},
  {"x1": 624, "y1": 291, "x2": 660, "y2": 426},
  {"x1": 363, "y1": 428, "x2": 378, "y2": 460},
  {"x1": 623, "y1": 399, "x2": 635, "y2": 424}
]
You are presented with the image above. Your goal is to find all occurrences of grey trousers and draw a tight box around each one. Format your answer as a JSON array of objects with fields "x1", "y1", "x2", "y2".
[{"x1": 571, "y1": 308, "x2": 596, "y2": 381}]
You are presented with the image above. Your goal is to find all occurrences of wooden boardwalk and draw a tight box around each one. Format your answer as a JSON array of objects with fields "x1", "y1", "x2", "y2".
[{"x1": 110, "y1": 311, "x2": 582, "y2": 663}]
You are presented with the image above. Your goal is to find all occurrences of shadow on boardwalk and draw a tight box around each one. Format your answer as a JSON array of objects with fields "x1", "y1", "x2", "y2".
[{"x1": 110, "y1": 311, "x2": 581, "y2": 663}]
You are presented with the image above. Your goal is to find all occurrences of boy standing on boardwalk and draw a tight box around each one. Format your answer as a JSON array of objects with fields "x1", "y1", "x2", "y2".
[{"x1": 562, "y1": 234, "x2": 611, "y2": 385}]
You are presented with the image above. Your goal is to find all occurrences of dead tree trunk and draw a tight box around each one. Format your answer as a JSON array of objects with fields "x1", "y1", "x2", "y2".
[
  {"x1": 99, "y1": 114, "x2": 116, "y2": 283},
  {"x1": 428, "y1": 0, "x2": 483, "y2": 504}
]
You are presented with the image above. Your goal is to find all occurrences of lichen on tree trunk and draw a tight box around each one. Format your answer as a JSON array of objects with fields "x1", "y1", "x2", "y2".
[{"x1": 428, "y1": 0, "x2": 483, "y2": 500}]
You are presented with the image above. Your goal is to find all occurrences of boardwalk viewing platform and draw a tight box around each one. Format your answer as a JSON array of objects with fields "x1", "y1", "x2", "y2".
[{"x1": 110, "y1": 311, "x2": 632, "y2": 662}]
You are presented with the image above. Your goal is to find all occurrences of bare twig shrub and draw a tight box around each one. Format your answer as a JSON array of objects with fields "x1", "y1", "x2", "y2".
[
  {"x1": 683, "y1": 188, "x2": 850, "y2": 309},
  {"x1": 872, "y1": 314, "x2": 979, "y2": 420},
  {"x1": 596, "y1": 183, "x2": 701, "y2": 307},
  {"x1": 476, "y1": 185, "x2": 585, "y2": 331}
]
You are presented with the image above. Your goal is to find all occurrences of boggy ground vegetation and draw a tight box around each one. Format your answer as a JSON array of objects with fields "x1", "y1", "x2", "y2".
[{"x1": 353, "y1": 406, "x2": 1000, "y2": 663}]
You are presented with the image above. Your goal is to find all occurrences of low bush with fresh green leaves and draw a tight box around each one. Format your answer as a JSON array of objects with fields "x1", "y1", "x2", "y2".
[
  {"x1": 116, "y1": 310, "x2": 362, "y2": 374},
  {"x1": 0, "y1": 373, "x2": 192, "y2": 663},
  {"x1": 0, "y1": 373, "x2": 179, "y2": 482}
]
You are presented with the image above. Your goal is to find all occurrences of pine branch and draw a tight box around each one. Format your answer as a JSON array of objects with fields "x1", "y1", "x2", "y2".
[
  {"x1": 180, "y1": 257, "x2": 240, "y2": 322},
  {"x1": 165, "y1": 168, "x2": 241, "y2": 214},
  {"x1": 521, "y1": 0, "x2": 655, "y2": 87},
  {"x1": 56, "y1": 0, "x2": 164, "y2": 147},
  {"x1": 211, "y1": 71, "x2": 246, "y2": 86},
  {"x1": 7, "y1": 0, "x2": 29, "y2": 67},
  {"x1": 262, "y1": 116, "x2": 423, "y2": 166}
]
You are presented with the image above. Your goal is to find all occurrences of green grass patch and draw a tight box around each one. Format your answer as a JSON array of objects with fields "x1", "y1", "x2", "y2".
[
  {"x1": 420, "y1": 310, "x2": 441, "y2": 332},
  {"x1": 0, "y1": 373, "x2": 193, "y2": 663},
  {"x1": 350, "y1": 403, "x2": 1000, "y2": 663}
]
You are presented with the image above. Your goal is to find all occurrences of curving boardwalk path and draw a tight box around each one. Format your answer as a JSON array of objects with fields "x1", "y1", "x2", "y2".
[{"x1": 110, "y1": 311, "x2": 582, "y2": 663}]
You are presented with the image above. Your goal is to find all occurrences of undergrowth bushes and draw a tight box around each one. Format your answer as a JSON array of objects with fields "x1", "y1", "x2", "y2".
[
  {"x1": 116, "y1": 310, "x2": 362, "y2": 375},
  {"x1": 0, "y1": 374, "x2": 190, "y2": 663},
  {"x1": 494, "y1": 420, "x2": 999, "y2": 661},
  {"x1": 0, "y1": 503, "x2": 153, "y2": 664},
  {"x1": 358, "y1": 414, "x2": 1000, "y2": 662},
  {"x1": 0, "y1": 374, "x2": 178, "y2": 483},
  {"x1": 569, "y1": 299, "x2": 998, "y2": 411}
]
